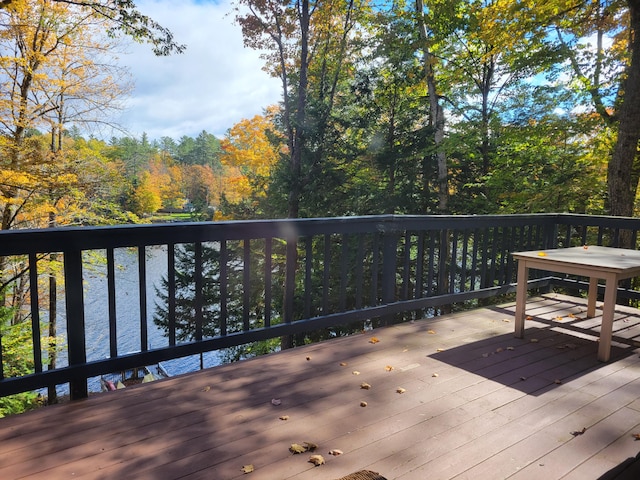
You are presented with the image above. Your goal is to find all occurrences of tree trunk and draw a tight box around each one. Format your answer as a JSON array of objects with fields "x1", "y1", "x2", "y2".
[
  {"x1": 415, "y1": 0, "x2": 448, "y2": 214},
  {"x1": 608, "y1": 0, "x2": 640, "y2": 221}
]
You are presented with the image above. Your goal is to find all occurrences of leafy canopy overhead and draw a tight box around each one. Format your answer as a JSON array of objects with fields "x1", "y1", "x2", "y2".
[{"x1": 0, "y1": 0, "x2": 185, "y2": 55}]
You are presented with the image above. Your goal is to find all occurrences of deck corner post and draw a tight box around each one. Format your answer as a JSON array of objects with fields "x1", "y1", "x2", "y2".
[{"x1": 64, "y1": 249, "x2": 88, "y2": 400}]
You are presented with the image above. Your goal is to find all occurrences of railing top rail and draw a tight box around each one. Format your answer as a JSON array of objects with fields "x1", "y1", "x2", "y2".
[{"x1": 0, "y1": 213, "x2": 579, "y2": 255}]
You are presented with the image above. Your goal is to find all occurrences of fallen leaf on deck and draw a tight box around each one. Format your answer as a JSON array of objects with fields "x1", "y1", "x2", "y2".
[
  {"x1": 340, "y1": 362, "x2": 348, "y2": 366},
  {"x1": 306, "y1": 356, "x2": 311, "y2": 361},
  {"x1": 360, "y1": 382, "x2": 371, "y2": 390},
  {"x1": 241, "y1": 464, "x2": 254, "y2": 474},
  {"x1": 526, "y1": 316, "x2": 533, "y2": 320},
  {"x1": 309, "y1": 454, "x2": 325, "y2": 466},
  {"x1": 385, "y1": 365, "x2": 394, "y2": 372},
  {"x1": 436, "y1": 348, "x2": 445, "y2": 352},
  {"x1": 507, "y1": 346, "x2": 515, "y2": 351},
  {"x1": 396, "y1": 387, "x2": 406, "y2": 394},
  {"x1": 554, "y1": 379, "x2": 563, "y2": 384},
  {"x1": 279, "y1": 415, "x2": 289, "y2": 421},
  {"x1": 352, "y1": 370, "x2": 361, "y2": 375},
  {"x1": 201, "y1": 386, "x2": 210, "y2": 392},
  {"x1": 568, "y1": 313, "x2": 577, "y2": 318},
  {"x1": 555, "y1": 316, "x2": 563, "y2": 321},
  {"x1": 290, "y1": 443, "x2": 308, "y2": 454},
  {"x1": 427, "y1": 329, "x2": 436, "y2": 334},
  {"x1": 271, "y1": 398, "x2": 282, "y2": 406},
  {"x1": 502, "y1": 318, "x2": 510, "y2": 323},
  {"x1": 304, "y1": 441, "x2": 318, "y2": 451},
  {"x1": 369, "y1": 337, "x2": 380, "y2": 344},
  {"x1": 632, "y1": 433, "x2": 640, "y2": 440},
  {"x1": 329, "y1": 449, "x2": 343, "y2": 456},
  {"x1": 571, "y1": 427, "x2": 587, "y2": 436},
  {"x1": 432, "y1": 373, "x2": 439, "y2": 377},
  {"x1": 495, "y1": 347, "x2": 504, "y2": 353},
  {"x1": 530, "y1": 338, "x2": 539, "y2": 343},
  {"x1": 360, "y1": 401, "x2": 368, "y2": 407}
]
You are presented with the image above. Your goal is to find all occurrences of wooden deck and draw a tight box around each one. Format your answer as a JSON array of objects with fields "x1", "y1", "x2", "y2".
[{"x1": 1, "y1": 294, "x2": 640, "y2": 480}]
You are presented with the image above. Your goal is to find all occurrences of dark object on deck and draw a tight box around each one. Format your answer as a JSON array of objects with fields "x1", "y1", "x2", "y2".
[
  {"x1": 598, "y1": 451, "x2": 640, "y2": 479},
  {"x1": 335, "y1": 471, "x2": 387, "y2": 480}
]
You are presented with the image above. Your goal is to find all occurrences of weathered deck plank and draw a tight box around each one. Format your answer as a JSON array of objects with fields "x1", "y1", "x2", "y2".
[{"x1": 1, "y1": 294, "x2": 639, "y2": 480}]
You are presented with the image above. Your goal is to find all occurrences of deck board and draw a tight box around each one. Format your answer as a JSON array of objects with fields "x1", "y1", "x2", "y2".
[{"x1": 1, "y1": 293, "x2": 640, "y2": 480}]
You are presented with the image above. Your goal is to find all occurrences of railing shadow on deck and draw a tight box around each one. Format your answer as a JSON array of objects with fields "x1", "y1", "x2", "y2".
[{"x1": 3, "y1": 213, "x2": 640, "y2": 401}]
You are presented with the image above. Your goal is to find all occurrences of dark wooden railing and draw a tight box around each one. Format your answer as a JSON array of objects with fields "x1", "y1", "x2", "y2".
[{"x1": 2, "y1": 213, "x2": 640, "y2": 400}]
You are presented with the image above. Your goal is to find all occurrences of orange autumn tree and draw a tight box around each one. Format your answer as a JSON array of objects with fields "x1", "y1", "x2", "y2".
[{"x1": 218, "y1": 108, "x2": 283, "y2": 218}]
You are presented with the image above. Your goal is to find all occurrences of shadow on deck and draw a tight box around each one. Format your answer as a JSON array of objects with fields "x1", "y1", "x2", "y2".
[{"x1": 1, "y1": 294, "x2": 639, "y2": 480}]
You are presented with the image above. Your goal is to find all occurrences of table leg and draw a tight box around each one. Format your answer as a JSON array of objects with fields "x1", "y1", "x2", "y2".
[
  {"x1": 587, "y1": 277, "x2": 598, "y2": 317},
  {"x1": 514, "y1": 260, "x2": 528, "y2": 338},
  {"x1": 597, "y1": 274, "x2": 618, "y2": 362}
]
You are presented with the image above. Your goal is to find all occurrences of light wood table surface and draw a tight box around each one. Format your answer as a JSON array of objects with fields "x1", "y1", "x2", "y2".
[{"x1": 512, "y1": 246, "x2": 640, "y2": 361}]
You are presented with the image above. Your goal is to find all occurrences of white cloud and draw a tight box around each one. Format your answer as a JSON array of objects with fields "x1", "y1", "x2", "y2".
[{"x1": 110, "y1": 0, "x2": 281, "y2": 140}]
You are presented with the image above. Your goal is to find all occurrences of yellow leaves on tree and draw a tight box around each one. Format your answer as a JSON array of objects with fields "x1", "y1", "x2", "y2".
[{"x1": 219, "y1": 108, "x2": 283, "y2": 210}]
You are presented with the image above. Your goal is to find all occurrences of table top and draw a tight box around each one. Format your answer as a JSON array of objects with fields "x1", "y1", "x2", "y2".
[{"x1": 512, "y1": 246, "x2": 640, "y2": 273}]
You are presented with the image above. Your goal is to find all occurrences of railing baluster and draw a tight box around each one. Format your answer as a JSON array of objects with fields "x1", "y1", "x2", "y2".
[
  {"x1": 220, "y1": 241, "x2": 228, "y2": 336},
  {"x1": 322, "y1": 234, "x2": 331, "y2": 314},
  {"x1": 264, "y1": 238, "x2": 272, "y2": 328},
  {"x1": 107, "y1": 248, "x2": 117, "y2": 358},
  {"x1": 28, "y1": 253, "x2": 42, "y2": 373},
  {"x1": 138, "y1": 246, "x2": 149, "y2": 350},
  {"x1": 168, "y1": 244, "x2": 176, "y2": 346},
  {"x1": 243, "y1": 239, "x2": 251, "y2": 331}
]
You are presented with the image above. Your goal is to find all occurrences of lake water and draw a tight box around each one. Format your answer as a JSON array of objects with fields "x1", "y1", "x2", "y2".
[{"x1": 51, "y1": 246, "x2": 222, "y2": 394}]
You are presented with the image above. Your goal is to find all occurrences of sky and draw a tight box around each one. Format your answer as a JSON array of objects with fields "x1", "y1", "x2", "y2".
[{"x1": 110, "y1": 0, "x2": 282, "y2": 141}]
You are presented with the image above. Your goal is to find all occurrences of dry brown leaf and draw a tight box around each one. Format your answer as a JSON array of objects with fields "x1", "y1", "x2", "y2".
[
  {"x1": 555, "y1": 316, "x2": 563, "y2": 321},
  {"x1": 432, "y1": 373, "x2": 439, "y2": 377},
  {"x1": 303, "y1": 441, "x2": 318, "y2": 451},
  {"x1": 530, "y1": 338, "x2": 539, "y2": 343},
  {"x1": 526, "y1": 315, "x2": 533, "y2": 320},
  {"x1": 385, "y1": 365, "x2": 394, "y2": 372},
  {"x1": 427, "y1": 329, "x2": 436, "y2": 334},
  {"x1": 632, "y1": 433, "x2": 640, "y2": 440},
  {"x1": 340, "y1": 362, "x2": 348, "y2": 366},
  {"x1": 290, "y1": 443, "x2": 307, "y2": 454},
  {"x1": 507, "y1": 346, "x2": 515, "y2": 351},
  {"x1": 554, "y1": 379, "x2": 563, "y2": 384},
  {"x1": 436, "y1": 348, "x2": 445, "y2": 352},
  {"x1": 201, "y1": 386, "x2": 210, "y2": 392},
  {"x1": 360, "y1": 401, "x2": 368, "y2": 407},
  {"x1": 279, "y1": 415, "x2": 289, "y2": 421},
  {"x1": 308, "y1": 454, "x2": 325, "y2": 466},
  {"x1": 352, "y1": 370, "x2": 361, "y2": 375},
  {"x1": 328, "y1": 449, "x2": 343, "y2": 456},
  {"x1": 369, "y1": 337, "x2": 380, "y2": 344},
  {"x1": 495, "y1": 347, "x2": 504, "y2": 353},
  {"x1": 571, "y1": 427, "x2": 587, "y2": 436},
  {"x1": 306, "y1": 356, "x2": 311, "y2": 361},
  {"x1": 360, "y1": 382, "x2": 371, "y2": 390},
  {"x1": 502, "y1": 318, "x2": 510, "y2": 323},
  {"x1": 241, "y1": 464, "x2": 254, "y2": 474},
  {"x1": 568, "y1": 313, "x2": 577, "y2": 318},
  {"x1": 396, "y1": 387, "x2": 406, "y2": 394}
]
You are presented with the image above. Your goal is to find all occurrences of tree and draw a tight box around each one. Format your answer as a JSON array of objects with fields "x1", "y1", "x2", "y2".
[
  {"x1": 219, "y1": 109, "x2": 282, "y2": 215},
  {"x1": 0, "y1": 0, "x2": 184, "y2": 56}
]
